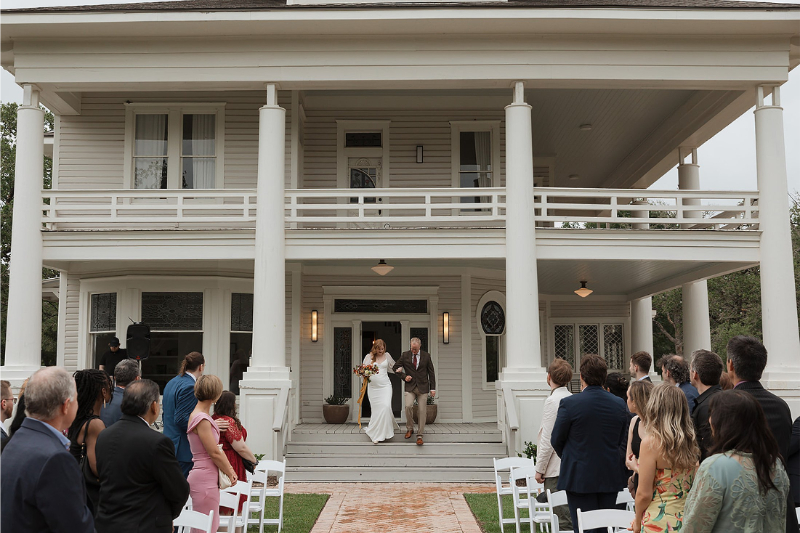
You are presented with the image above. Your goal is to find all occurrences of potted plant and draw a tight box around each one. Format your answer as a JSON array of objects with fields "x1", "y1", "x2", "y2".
[
  {"x1": 516, "y1": 441, "x2": 538, "y2": 486},
  {"x1": 411, "y1": 395, "x2": 437, "y2": 425},
  {"x1": 322, "y1": 395, "x2": 350, "y2": 424}
]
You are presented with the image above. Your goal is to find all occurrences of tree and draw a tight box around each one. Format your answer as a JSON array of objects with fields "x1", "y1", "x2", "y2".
[{"x1": 1, "y1": 102, "x2": 56, "y2": 366}]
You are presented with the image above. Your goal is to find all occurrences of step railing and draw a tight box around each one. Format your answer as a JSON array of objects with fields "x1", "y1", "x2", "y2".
[
  {"x1": 499, "y1": 384, "x2": 520, "y2": 458},
  {"x1": 40, "y1": 187, "x2": 759, "y2": 231},
  {"x1": 272, "y1": 385, "x2": 293, "y2": 460}
]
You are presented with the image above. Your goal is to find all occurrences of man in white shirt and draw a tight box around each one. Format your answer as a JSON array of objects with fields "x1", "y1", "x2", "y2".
[{"x1": 534, "y1": 358, "x2": 573, "y2": 531}]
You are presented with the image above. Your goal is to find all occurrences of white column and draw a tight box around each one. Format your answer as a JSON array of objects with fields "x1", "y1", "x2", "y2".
[
  {"x1": 239, "y1": 84, "x2": 292, "y2": 459},
  {"x1": 753, "y1": 86, "x2": 800, "y2": 407},
  {"x1": 678, "y1": 151, "x2": 712, "y2": 356},
  {"x1": 631, "y1": 297, "x2": 654, "y2": 356},
  {"x1": 3, "y1": 85, "x2": 45, "y2": 386},
  {"x1": 502, "y1": 82, "x2": 542, "y2": 378}
]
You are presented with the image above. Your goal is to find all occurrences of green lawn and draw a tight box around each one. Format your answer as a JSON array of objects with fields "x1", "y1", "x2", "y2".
[
  {"x1": 464, "y1": 493, "x2": 537, "y2": 533},
  {"x1": 247, "y1": 493, "x2": 329, "y2": 533}
]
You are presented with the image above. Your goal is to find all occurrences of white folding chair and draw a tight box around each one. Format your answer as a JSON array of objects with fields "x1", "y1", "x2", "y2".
[
  {"x1": 218, "y1": 479, "x2": 253, "y2": 533},
  {"x1": 494, "y1": 457, "x2": 535, "y2": 533},
  {"x1": 576, "y1": 508, "x2": 635, "y2": 533},
  {"x1": 796, "y1": 507, "x2": 800, "y2": 523},
  {"x1": 182, "y1": 495, "x2": 192, "y2": 511},
  {"x1": 174, "y1": 508, "x2": 214, "y2": 533},
  {"x1": 510, "y1": 465, "x2": 551, "y2": 533},
  {"x1": 545, "y1": 490, "x2": 573, "y2": 533},
  {"x1": 248, "y1": 459, "x2": 287, "y2": 533},
  {"x1": 615, "y1": 489, "x2": 634, "y2": 512}
]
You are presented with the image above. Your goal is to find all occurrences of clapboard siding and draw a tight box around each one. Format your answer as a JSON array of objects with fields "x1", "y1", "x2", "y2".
[
  {"x1": 303, "y1": 108, "x2": 506, "y2": 189},
  {"x1": 63, "y1": 275, "x2": 81, "y2": 372},
  {"x1": 299, "y1": 275, "x2": 464, "y2": 422},
  {"x1": 550, "y1": 301, "x2": 630, "y2": 318},
  {"x1": 471, "y1": 277, "x2": 506, "y2": 420},
  {"x1": 56, "y1": 91, "x2": 292, "y2": 191}
]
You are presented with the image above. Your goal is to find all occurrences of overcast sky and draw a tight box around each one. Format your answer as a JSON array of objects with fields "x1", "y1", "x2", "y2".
[{"x1": 1, "y1": 0, "x2": 798, "y2": 194}]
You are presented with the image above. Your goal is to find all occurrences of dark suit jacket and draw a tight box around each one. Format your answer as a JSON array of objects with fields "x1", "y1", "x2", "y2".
[
  {"x1": 691, "y1": 384, "x2": 722, "y2": 461},
  {"x1": 678, "y1": 382, "x2": 699, "y2": 414},
  {"x1": 788, "y1": 417, "x2": 799, "y2": 506},
  {"x1": 99, "y1": 386, "x2": 124, "y2": 427},
  {"x1": 95, "y1": 414, "x2": 189, "y2": 533},
  {"x1": 393, "y1": 350, "x2": 436, "y2": 393},
  {"x1": 162, "y1": 373, "x2": 198, "y2": 463},
  {"x1": 0, "y1": 418, "x2": 94, "y2": 533},
  {"x1": 551, "y1": 386, "x2": 630, "y2": 494}
]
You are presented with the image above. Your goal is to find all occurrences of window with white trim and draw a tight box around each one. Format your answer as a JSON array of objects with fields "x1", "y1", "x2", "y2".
[
  {"x1": 126, "y1": 104, "x2": 224, "y2": 190},
  {"x1": 450, "y1": 121, "x2": 501, "y2": 204},
  {"x1": 229, "y1": 293, "x2": 253, "y2": 395},
  {"x1": 90, "y1": 293, "x2": 117, "y2": 368},
  {"x1": 476, "y1": 290, "x2": 506, "y2": 388},
  {"x1": 551, "y1": 321, "x2": 626, "y2": 371}
]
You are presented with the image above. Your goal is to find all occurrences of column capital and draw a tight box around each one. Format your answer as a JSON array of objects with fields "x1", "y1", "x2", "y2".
[
  {"x1": 755, "y1": 85, "x2": 782, "y2": 110},
  {"x1": 21, "y1": 84, "x2": 42, "y2": 109}
]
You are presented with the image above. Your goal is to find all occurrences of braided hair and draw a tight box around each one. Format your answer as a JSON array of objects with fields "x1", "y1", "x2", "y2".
[{"x1": 68, "y1": 369, "x2": 111, "y2": 439}]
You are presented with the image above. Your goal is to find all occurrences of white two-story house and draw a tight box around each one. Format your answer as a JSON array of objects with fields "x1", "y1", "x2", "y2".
[{"x1": 2, "y1": 0, "x2": 799, "y2": 480}]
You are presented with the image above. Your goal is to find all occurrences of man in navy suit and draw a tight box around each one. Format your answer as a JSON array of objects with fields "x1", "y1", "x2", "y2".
[
  {"x1": 1, "y1": 367, "x2": 94, "y2": 533},
  {"x1": 163, "y1": 351, "x2": 206, "y2": 478},
  {"x1": 551, "y1": 354, "x2": 630, "y2": 533},
  {"x1": 100, "y1": 358, "x2": 140, "y2": 427}
]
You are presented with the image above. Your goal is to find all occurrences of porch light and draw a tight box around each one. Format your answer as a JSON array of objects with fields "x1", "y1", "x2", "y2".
[
  {"x1": 371, "y1": 259, "x2": 394, "y2": 276},
  {"x1": 311, "y1": 310, "x2": 318, "y2": 342},
  {"x1": 443, "y1": 312, "x2": 450, "y2": 344},
  {"x1": 416, "y1": 145, "x2": 424, "y2": 164},
  {"x1": 574, "y1": 281, "x2": 593, "y2": 298}
]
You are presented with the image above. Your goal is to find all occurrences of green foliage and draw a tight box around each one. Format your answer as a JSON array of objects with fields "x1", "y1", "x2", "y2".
[
  {"x1": 464, "y1": 493, "x2": 530, "y2": 533},
  {"x1": 1, "y1": 102, "x2": 56, "y2": 365},
  {"x1": 323, "y1": 394, "x2": 348, "y2": 405},
  {"x1": 517, "y1": 440, "x2": 537, "y2": 460}
]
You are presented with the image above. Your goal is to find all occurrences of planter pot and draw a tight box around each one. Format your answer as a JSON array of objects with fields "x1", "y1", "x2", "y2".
[
  {"x1": 412, "y1": 404, "x2": 437, "y2": 425},
  {"x1": 322, "y1": 404, "x2": 350, "y2": 424}
]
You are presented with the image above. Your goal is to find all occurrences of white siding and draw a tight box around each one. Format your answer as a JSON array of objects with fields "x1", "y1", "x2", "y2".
[
  {"x1": 63, "y1": 275, "x2": 81, "y2": 372},
  {"x1": 471, "y1": 277, "x2": 505, "y2": 420}
]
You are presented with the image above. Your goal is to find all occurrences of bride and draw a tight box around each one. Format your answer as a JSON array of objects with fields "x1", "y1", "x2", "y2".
[{"x1": 362, "y1": 339, "x2": 400, "y2": 444}]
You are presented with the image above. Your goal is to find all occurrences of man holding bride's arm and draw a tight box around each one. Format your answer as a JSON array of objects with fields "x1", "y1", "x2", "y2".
[{"x1": 393, "y1": 338, "x2": 436, "y2": 445}]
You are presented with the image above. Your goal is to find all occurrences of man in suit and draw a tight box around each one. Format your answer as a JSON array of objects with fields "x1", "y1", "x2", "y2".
[
  {"x1": 789, "y1": 417, "x2": 799, "y2": 509},
  {"x1": 1, "y1": 367, "x2": 94, "y2": 533},
  {"x1": 628, "y1": 351, "x2": 652, "y2": 382},
  {"x1": 662, "y1": 356, "x2": 699, "y2": 413},
  {"x1": 551, "y1": 354, "x2": 630, "y2": 533},
  {"x1": 163, "y1": 351, "x2": 206, "y2": 478},
  {"x1": 393, "y1": 337, "x2": 436, "y2": 445},
  {"x1": 95, "y1": 379, "x2": 190, "y2": 533},
  {"x1": 100, "y1": 358, "x2": 140, "y2": 427},
  {"x1": 688, "y1": 349, "x2": 723, "y2": 461},
  {"x1": 0, "y1": 379, "x2": 14, "y2": 447},
  {"x1": 727, "y1": 335, "x2": 797, "y2": 533}
]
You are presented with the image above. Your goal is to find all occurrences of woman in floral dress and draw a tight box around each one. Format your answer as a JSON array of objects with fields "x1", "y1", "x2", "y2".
[{"x1": 633, "y1": 383, "x2": 700, "y2": 533}]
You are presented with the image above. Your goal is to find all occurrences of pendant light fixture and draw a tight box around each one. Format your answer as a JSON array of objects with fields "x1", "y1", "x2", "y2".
[
  {"x1": 371, "y1": 259, "x2": 394, "y2": 276},
  {"x1": 574, "y1": 280, "x2": 593, "y2": 298}
]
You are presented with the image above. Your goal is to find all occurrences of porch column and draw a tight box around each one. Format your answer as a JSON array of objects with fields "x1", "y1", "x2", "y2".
[
  {"x1": 678, "y1": 152, "x2": 712, "y2": 356},
  {"x1": 2, "y1": 85, "x2": 45, "y2": 387},
  {"x1": 630, "y1": 297, "x2": 654, "y2": 357},
  {"x1": 753, "y1": 86, "x2": 800, "y2": 407},
  {"x1": 239, "y1": 84, "x2": 292, "y2": 459}
]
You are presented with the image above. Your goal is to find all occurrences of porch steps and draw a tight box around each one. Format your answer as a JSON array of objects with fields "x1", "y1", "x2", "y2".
[{"x1": 285, "y1": 423, "x2": 506, "y2": 482}]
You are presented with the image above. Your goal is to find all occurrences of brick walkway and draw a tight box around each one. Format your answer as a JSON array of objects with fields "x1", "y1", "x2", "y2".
[{"x1": 285, "y1": 483, "x2": 496, "y2": 533}]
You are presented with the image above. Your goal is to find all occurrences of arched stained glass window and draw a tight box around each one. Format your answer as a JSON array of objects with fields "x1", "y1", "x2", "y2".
[{"x1": 480, "y1": 301, "x2": 505, "y2": 335}]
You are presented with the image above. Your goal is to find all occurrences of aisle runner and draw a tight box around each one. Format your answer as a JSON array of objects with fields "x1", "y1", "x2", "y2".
[{"x1": 285, "y1": 482, "x2": 496, "y2": 533}]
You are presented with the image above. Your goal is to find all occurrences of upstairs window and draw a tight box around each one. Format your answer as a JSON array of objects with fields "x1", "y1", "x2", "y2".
[{"x1": 126, "y1": 104, "x2": 224, "y2": 190}]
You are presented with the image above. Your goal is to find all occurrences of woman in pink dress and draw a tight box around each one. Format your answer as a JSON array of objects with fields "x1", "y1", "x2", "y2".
[{"x1": 187, "y1": 375, "x2": 238, "y2": 532}]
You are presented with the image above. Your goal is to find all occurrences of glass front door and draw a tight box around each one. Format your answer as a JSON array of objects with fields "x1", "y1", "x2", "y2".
[{"x1": 360, "y1": 321, "x2": 403, "y2": 418}]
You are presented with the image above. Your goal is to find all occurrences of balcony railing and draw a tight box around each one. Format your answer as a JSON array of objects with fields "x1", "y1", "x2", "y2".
[{"x1": 41, "y1": 187, "x2": 759, "y2": 231}]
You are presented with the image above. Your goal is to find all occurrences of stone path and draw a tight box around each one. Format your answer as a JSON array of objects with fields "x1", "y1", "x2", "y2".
[{"x1": 285, "y1": 482, "x2": 496, "y2": 533}]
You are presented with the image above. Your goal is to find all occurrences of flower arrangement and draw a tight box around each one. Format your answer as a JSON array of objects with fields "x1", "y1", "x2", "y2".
[{"x1": 353, "y1": 364, "x2": 379, "y2": 378}]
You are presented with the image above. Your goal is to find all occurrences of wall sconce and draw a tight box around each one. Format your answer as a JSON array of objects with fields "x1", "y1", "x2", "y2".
[
  {"x1": 443, "y1": 312, "x2": 450, "y2": 344},
  {"x1": 311, "y1": 310, "x2": 318, "y2": 342},
  {"x1": 416, "y1": 145, "x2": 424, "y2": 164}
]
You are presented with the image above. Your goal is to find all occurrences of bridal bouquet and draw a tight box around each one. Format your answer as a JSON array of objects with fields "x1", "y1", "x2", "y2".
[{"x1": 353, "y1": 364, "x2": 379, "y2": 378}]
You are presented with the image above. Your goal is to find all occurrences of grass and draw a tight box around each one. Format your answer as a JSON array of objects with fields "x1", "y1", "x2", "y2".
[
  {"x1": 464, "y1": 493, "x2": 537, "y2": 533},
  {"x1": 247, "y1": 493, "x2": 330, "y2": 533}
]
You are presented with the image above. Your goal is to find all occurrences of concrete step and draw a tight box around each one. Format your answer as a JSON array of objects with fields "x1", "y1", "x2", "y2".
[
  {"x1": 290, "y1": 431, "x2": 503, "y2": 444},
  {"x1": 287, "y1": 454, "x2": 499, "y2": 468},
  {"x1": 286, "y1": 441, "x2": 506, "y2": 456},
  {"x1": 285, "y1": 466, "x2": 496, "y2": 483}
]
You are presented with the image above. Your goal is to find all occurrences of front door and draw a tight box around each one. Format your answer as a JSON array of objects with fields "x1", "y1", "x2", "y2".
[{"x1": 360, "y1": 321, "x2": 403, "y2": 418}]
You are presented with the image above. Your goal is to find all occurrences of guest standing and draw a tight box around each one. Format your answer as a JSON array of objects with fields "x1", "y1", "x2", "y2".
[
  {"x1": 534, "y1": 358, "x2": 573, "y2": 532},
  {"x1": 551, "y1": 354, "x2": 630, "y2": 533},
  {"x1": 163, "y1": 351, "x2": 206, "y2": 478},
  {"x1": 726, "y1": 335, "x2": 797, "y2": 533},
  {"x1": 788, "y1": 417, "x2": 799, "y2": 509},
  {"x1": 6, "y1": 377, "x2": 29, "y2": 438},
  {"x1": 625, "y1": 379, "x2": 654, "y2": 497},
  {"x1": 187, "y1": 375, "x2": 238, "y2": 533},
  {"x1": 662, "y1": 355, "x2": 699, "y2": 413},
  {"x1": 688, "y1": 349, "x2": 723, "y2": 461},
  {"x1": 718, "y1": 372, "x2": 734, "y2": 390},
  {"x1": 633, "y1": 383, "x2": 698, "y2": 533},
  {"x1": 0, "y1": 380, "x2": 14, "y2": 447},
  {"x1": 629, "y1": 351, "x2": 652, "y2": 382},
  {"x1": 94, "y1": 380, "x2": 190, "y2": 533},
  {"x1": 98, "y1": 336, "x2": 127, "y2": 377},
  {"x1": 213, "y1": 390, "x2": 258, "y2": 512},
  {"x1": 99, "y1": 358, "x2": 141, "y2": 427},
  {"x1": 683, "y1": 390, "x2": 790, "y2": 533},
  {"x1": 1, "y1": 367, "x2": 94, "y2": 533},
  {"x1": 68, "y1": 368, "x2": 112, "y2": 515},
  {"x1": 603, "y1": 372, "x2": 630, "y2": 403}
]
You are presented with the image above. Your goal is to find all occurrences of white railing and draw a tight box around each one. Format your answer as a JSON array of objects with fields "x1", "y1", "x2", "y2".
[
  {"x1": 272, "y1": 385, "x2": 292, "y2": 460},
  {"x1": 41, "y1": 187, "x2": 759, "y2": 231},
  {"x1": 499, "y1": 385, "x2": 520, "y2": 458}
]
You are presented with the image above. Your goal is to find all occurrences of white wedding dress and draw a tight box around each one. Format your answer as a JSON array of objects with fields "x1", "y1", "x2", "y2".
[{"x1": 363, "y1": 354, "x2": 400, "y2": 443}]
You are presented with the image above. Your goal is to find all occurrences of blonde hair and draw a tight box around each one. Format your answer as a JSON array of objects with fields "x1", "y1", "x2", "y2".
[
  {"x1": 369, "y1": 339, "x2": 387, "y2": 361},
  {"x1": 628, "y1": 379, "x2": 654, "y2": 418},
  {"x1": 194, "y1": 374, "x2": 223, "y2": 402},
  {"x1": 643, "y1": 383, "x2": 699, "y2": 472}
]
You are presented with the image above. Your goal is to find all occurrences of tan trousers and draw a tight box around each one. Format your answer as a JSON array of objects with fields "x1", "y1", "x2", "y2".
[{"x1": 405, "y1": 386, "x2": 427, "y2": 437}]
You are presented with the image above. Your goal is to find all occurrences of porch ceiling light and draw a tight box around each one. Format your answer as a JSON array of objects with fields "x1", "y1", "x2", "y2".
[
  {"x1": 574, "y1": 281, "x2": 593, "y2": 298},
  {"x1": 443, "y1": 312, "x2": 450, "y2": 344},
  {"x1": 311, "y1": 310, "x2": 318, "y2": 342},
  {"x1": 371, "y1": 259, "x2": 394, "y2": 276}
]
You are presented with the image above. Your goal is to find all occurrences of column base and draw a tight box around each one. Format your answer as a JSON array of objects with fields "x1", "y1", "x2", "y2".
[
  {"x1": 0, "y1": 365, "x2": 43, "y2": 390},
  {"x1": 239, "y1": 366, "x2": 293, "y2": 460},
  {"x1": 760, "y1": 371, "x2": 800, "y2": 418},
  {"x1": 498, "y1": 368, "x2": 550, "y2": 456}
]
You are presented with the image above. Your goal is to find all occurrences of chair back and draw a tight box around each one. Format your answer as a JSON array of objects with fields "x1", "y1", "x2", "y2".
[
  {"x1": 174, "y1": 509, "x2": 214, "y2": 533},
  {"x1": 219, "y1": 479, "x2": 253, "y2": 532},
  {"x1": 510, "y1": 465, "x2": 543, "y2": 507},
  {"x1": 615, "y1": 488, "x2": 634, "y2": 512},
  {"x1": 546, "y1": 490, "x2": 569, "y2": 533},
  {"x1": 576, "y1": 508, "x2": 635, "y2": 533},
  {"x1": 494, "y1": 457, "x2": 534, "y2": 492}
]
